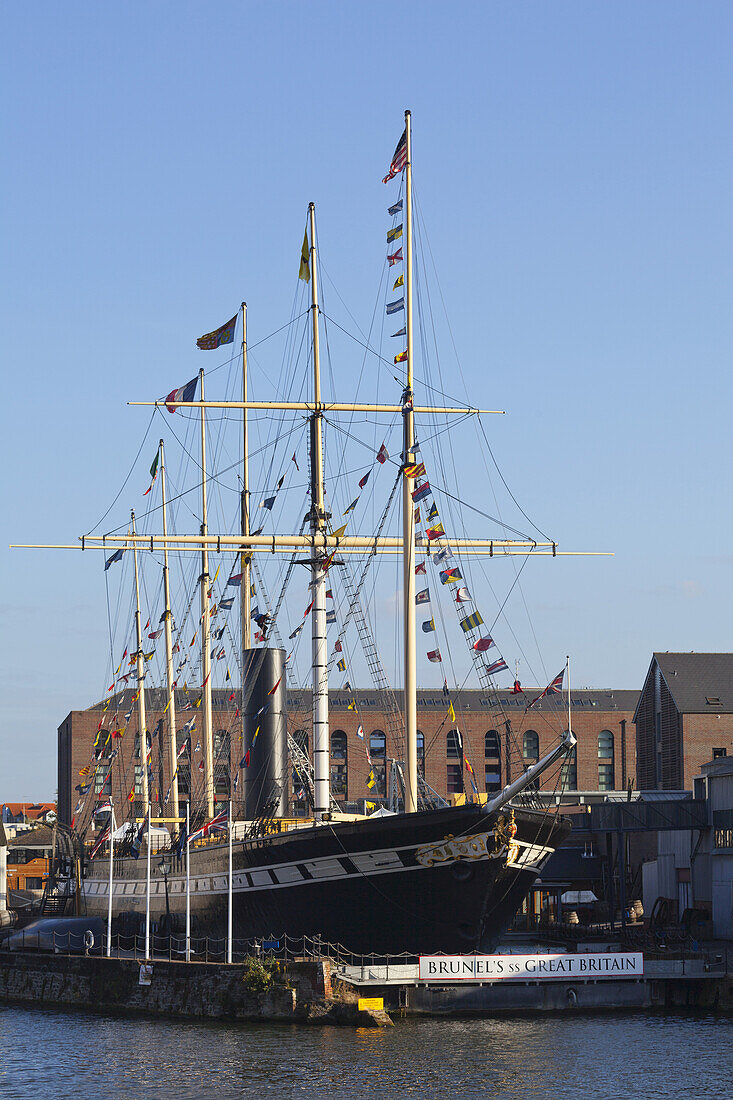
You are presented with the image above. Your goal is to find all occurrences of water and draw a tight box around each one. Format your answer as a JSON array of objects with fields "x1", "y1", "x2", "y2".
[{"x1": 0, "y1": 1005, "x2": 729, "y2": 1099}]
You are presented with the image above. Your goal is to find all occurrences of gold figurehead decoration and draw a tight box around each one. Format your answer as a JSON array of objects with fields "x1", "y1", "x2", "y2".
[{"x1": 493, "y1": 808, "x2": 519, "y2": 865}]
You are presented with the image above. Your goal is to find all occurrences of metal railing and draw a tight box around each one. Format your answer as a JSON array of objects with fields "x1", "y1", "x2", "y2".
[{"x1": 2, "y1": 927, "x2": 729, "y2": 977}]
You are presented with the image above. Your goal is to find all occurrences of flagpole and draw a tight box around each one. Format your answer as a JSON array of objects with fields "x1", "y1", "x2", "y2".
[
  {"x1": 308, "y1": 202, "x2": 330, "y2": 821},
  {"x1": 200, "y1": 368, "x2": 215, "y2": 819},
  {"x1": 160, "y1": 440, "x2": 179, "y2": 823},
  {"x1": 131, "y1": 510, "x2": 150, "y2": 819},
  {"x1": 403, "y1": 108, "x2": 418, "y2": 814},
  {"x1": 145, "y1": 808, "x2": 151, "y2": 959},
  {"x1": 106, "y1": 803, "x2": 115, "y2": 957},
  {"x1": 227, "y1": 799, "x2": 233, "y2": 964},
  {"x1": 566, "y1": 655, "x2": 572, "y2": 739},
  {"x1": 185, "y1": 800, "x2": 191, "y2": 962}
]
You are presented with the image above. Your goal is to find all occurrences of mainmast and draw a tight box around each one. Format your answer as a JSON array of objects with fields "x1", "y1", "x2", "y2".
[
  {"x1": 402, "y1": 109, "x2": 418, "y2": 813},
  {"x1": 240, "y1": 302, "x2": 250, "y2": 807},
  {"x1": 159, "y1": 439, "x2": 179, "y2": 821},
  {"x1": 131, "y1": 510, "x2": 149, "y2": 818},
  {"x1": 199, "y1": 368, "x2": 215, "y2": 818},
  {"x1": 307, "y1": 203, "x2": 330, "y2": 820}
]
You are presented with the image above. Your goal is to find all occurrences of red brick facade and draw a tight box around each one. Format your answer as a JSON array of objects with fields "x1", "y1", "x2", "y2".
[
  {"x1": 58, "y1": 687, "x2": 638, "y2": 824},
  {"x1": 634, "y1": 654, "x2": 733, "y2": 790}
]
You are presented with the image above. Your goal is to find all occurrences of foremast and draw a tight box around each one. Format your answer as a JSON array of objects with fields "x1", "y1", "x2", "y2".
[
  {"x1": 159, "y1": 439, "x2": 179, "y2": 821},
  {"x1": 199, "y1": 368, "x2": 215, "y2": 818},
  {"x1": 130, "y1": 510, "x2": 149, "y2": 818}
]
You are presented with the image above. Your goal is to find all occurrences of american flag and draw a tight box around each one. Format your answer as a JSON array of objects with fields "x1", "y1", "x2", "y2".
[
  {"x1": 90, "y1": 825, "x2": 111, "y2": 859},
  {"x1": 383, "y1": 129, "x2": 407, "y2": 183}
]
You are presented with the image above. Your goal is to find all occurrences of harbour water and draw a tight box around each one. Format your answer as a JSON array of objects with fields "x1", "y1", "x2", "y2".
[{"x1": 0, "y1": 1005, "x2": 729, "y2": 1099}]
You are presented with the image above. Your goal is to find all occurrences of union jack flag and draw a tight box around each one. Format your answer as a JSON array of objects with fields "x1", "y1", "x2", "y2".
[
  {"x1": 526, "y1": 668, "x2": 565, "y2": 710},
  {"x1": 188, "y1": 809, "x2": 229, "y2": 844}
]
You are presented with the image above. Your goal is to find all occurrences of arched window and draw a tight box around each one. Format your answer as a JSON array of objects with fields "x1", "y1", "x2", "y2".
[
  {"x1": 214, "y1": 729, "x2": 231, "y2": 800},
  {"x1": 446, "y1": 729, "x2": 463, "y2": 793},
  {"x1": 292, "y1": 729, "x2": 310, "y2": 816},
  {"x1": 369, "y1": 730, "x2": 387, "y2": 797},
  {"x1": 331, "y1": 730, "x2": 348, "y2": 800},
  {"x1": 598, "y1": 730, "x2": 614, "y2": 758},
  {"x1": 370, "y1": 730, "x2": 386, "y2": 758},
  {"x1": 560, "y1": 742, "x2": 577, "y2": 790},
  {"x1": 447, "y1": 729, "x2": 463, "y2": 759},
  {"x1": 485, "y1": 730, "x2": 501, "y2": 792},
  {"x1": 416, "y1": 730, "x2": 425, "y2": 777},
  {"x1": 523, "y1": 730, "x2": 539, "y2": 762}
]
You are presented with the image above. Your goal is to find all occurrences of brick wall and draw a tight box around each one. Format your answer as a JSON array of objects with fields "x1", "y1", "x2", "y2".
[{"x1": 58, "y1": 688, "x2": 638, "y2": 823}]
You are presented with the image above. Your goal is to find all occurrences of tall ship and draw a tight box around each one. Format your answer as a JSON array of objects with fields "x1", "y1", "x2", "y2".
[{"x1": 26, "y1": 113, "x2": 588, "y2": 956}]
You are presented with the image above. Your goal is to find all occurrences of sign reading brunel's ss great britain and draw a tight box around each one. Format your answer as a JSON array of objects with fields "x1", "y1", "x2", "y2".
[{"x1": 419, "y1": 953, "x2": 644, "y2": 982}]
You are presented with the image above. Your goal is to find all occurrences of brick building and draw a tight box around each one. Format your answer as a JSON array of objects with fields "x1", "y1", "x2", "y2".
[
  {"x1": 634, "y1": 652, "x2": 733, "y2": 790},
  {"x1": 58, "y1": 686, "x2": 637, "y2": 824}
]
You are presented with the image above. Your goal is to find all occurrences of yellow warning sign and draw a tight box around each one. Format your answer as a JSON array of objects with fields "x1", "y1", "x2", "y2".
[{"x1": 358, "y1": 997, "x2": 384, "y2": 1011}]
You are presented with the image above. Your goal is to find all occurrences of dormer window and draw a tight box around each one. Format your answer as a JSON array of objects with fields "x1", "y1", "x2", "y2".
[{"x1": 706, "y1": 697, "x2": 721, "y2": 706}]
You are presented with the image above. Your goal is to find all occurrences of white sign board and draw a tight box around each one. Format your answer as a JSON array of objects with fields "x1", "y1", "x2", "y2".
[{"x1": 418, "y1": 952, "x2": 644, "y2": 982}]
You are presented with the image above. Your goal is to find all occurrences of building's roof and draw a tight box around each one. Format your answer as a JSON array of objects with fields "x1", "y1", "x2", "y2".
[
  {"x1": 654, "y1": 652, "x2": 733, "y2": 714},
  {"x1": 2, "y1": 803, "x2": 56, "y2": 821},
  {"x1": 81, "y1": 687, "x2": 638, "y2": 716},
  {"x1": 8, "y1": 824, "x2": 55, "y2": 849}
]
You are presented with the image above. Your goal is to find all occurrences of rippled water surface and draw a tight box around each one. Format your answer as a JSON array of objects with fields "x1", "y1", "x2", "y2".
[{"x1": 0, "y1": 1005, "x2": 730, "y2": 1099}]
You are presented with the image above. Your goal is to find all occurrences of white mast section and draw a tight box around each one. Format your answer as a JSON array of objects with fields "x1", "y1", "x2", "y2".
[
  {"x1": 160, "y1": 439, "x2": 179, "y2": 822},
  {"x1": 403, "y1": 108, "x2": 417, "y2": 814},
  {"x1": 199, "y1": 368, "x2": 215, "y2": 819},
  {"x1": 241, "y1": 302, "x2": 251, "y2": 651},
  {"x1": 308, "y1": 203, "x2": 330, "y2": 821},
  {"x1": 131, "y1": 510, "x2": 149, "y2": 818},
  {"x1": 240, "y1": 303, "x2": 250, "y2": 807},
  {"x1": 106, "y1": 802, "x2": 115, "y2": 957}
]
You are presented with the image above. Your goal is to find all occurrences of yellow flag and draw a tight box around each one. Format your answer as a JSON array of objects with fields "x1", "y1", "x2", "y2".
[
  {"x1": 392, "y1": 274, "x2": 404, "y2": 290},
  {"x1": 448, "y1": 701, "x2": 456, "y2": 724},
  {"x1": 299, "y1": 230, "x2": 310, "y2": 282},
  {"x1": 366, "y1": 770, "x2": 376, "y2": 789},
  {"x1": 332, "y1": 524, "x2": 347, "y2": 538},
  {"x1": 365, "y1": 801, "x2": 376, "y2": 812}
]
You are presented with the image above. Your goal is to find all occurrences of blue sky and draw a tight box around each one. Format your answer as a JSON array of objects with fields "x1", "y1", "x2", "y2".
[{"x1": 3, "y1": 1, "x2": 733, "y2": 800}]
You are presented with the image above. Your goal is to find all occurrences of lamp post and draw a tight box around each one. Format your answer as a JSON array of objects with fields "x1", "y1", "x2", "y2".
[{"x1": 158, "y1": 855, "x2": 171, "y2": 923}]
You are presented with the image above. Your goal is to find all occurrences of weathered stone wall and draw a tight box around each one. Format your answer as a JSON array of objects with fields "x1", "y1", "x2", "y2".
[{"x1": 0, "y1": 951, "x2": 296, "y2": 1020}]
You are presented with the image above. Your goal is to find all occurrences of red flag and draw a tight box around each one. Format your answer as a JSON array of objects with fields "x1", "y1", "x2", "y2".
[
  {"x1": 358, "y1": 469, "x2": 371, "y2": 489},
  {"x1": 473, "y1": 636, "x2": 494, "y2": 653},
  {"x1": 512, "y1": 680, "x2": 523, "y2": 695},
  {"x1": 376, "y1": 442, "x2": 388, "y2": 464},
  {"x1": 268, "y1": 676, "x2": 282, "y2": 696}
]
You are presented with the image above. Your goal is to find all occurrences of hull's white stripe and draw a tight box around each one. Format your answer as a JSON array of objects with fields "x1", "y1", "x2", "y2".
[{"x1": 83, "y1": 837, "x2": 553, "y2": 900}]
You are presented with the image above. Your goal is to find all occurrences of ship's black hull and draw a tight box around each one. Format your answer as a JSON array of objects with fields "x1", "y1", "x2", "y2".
[{"x1": 83, "y1": 804, "x2": 569, "y2": 955}]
